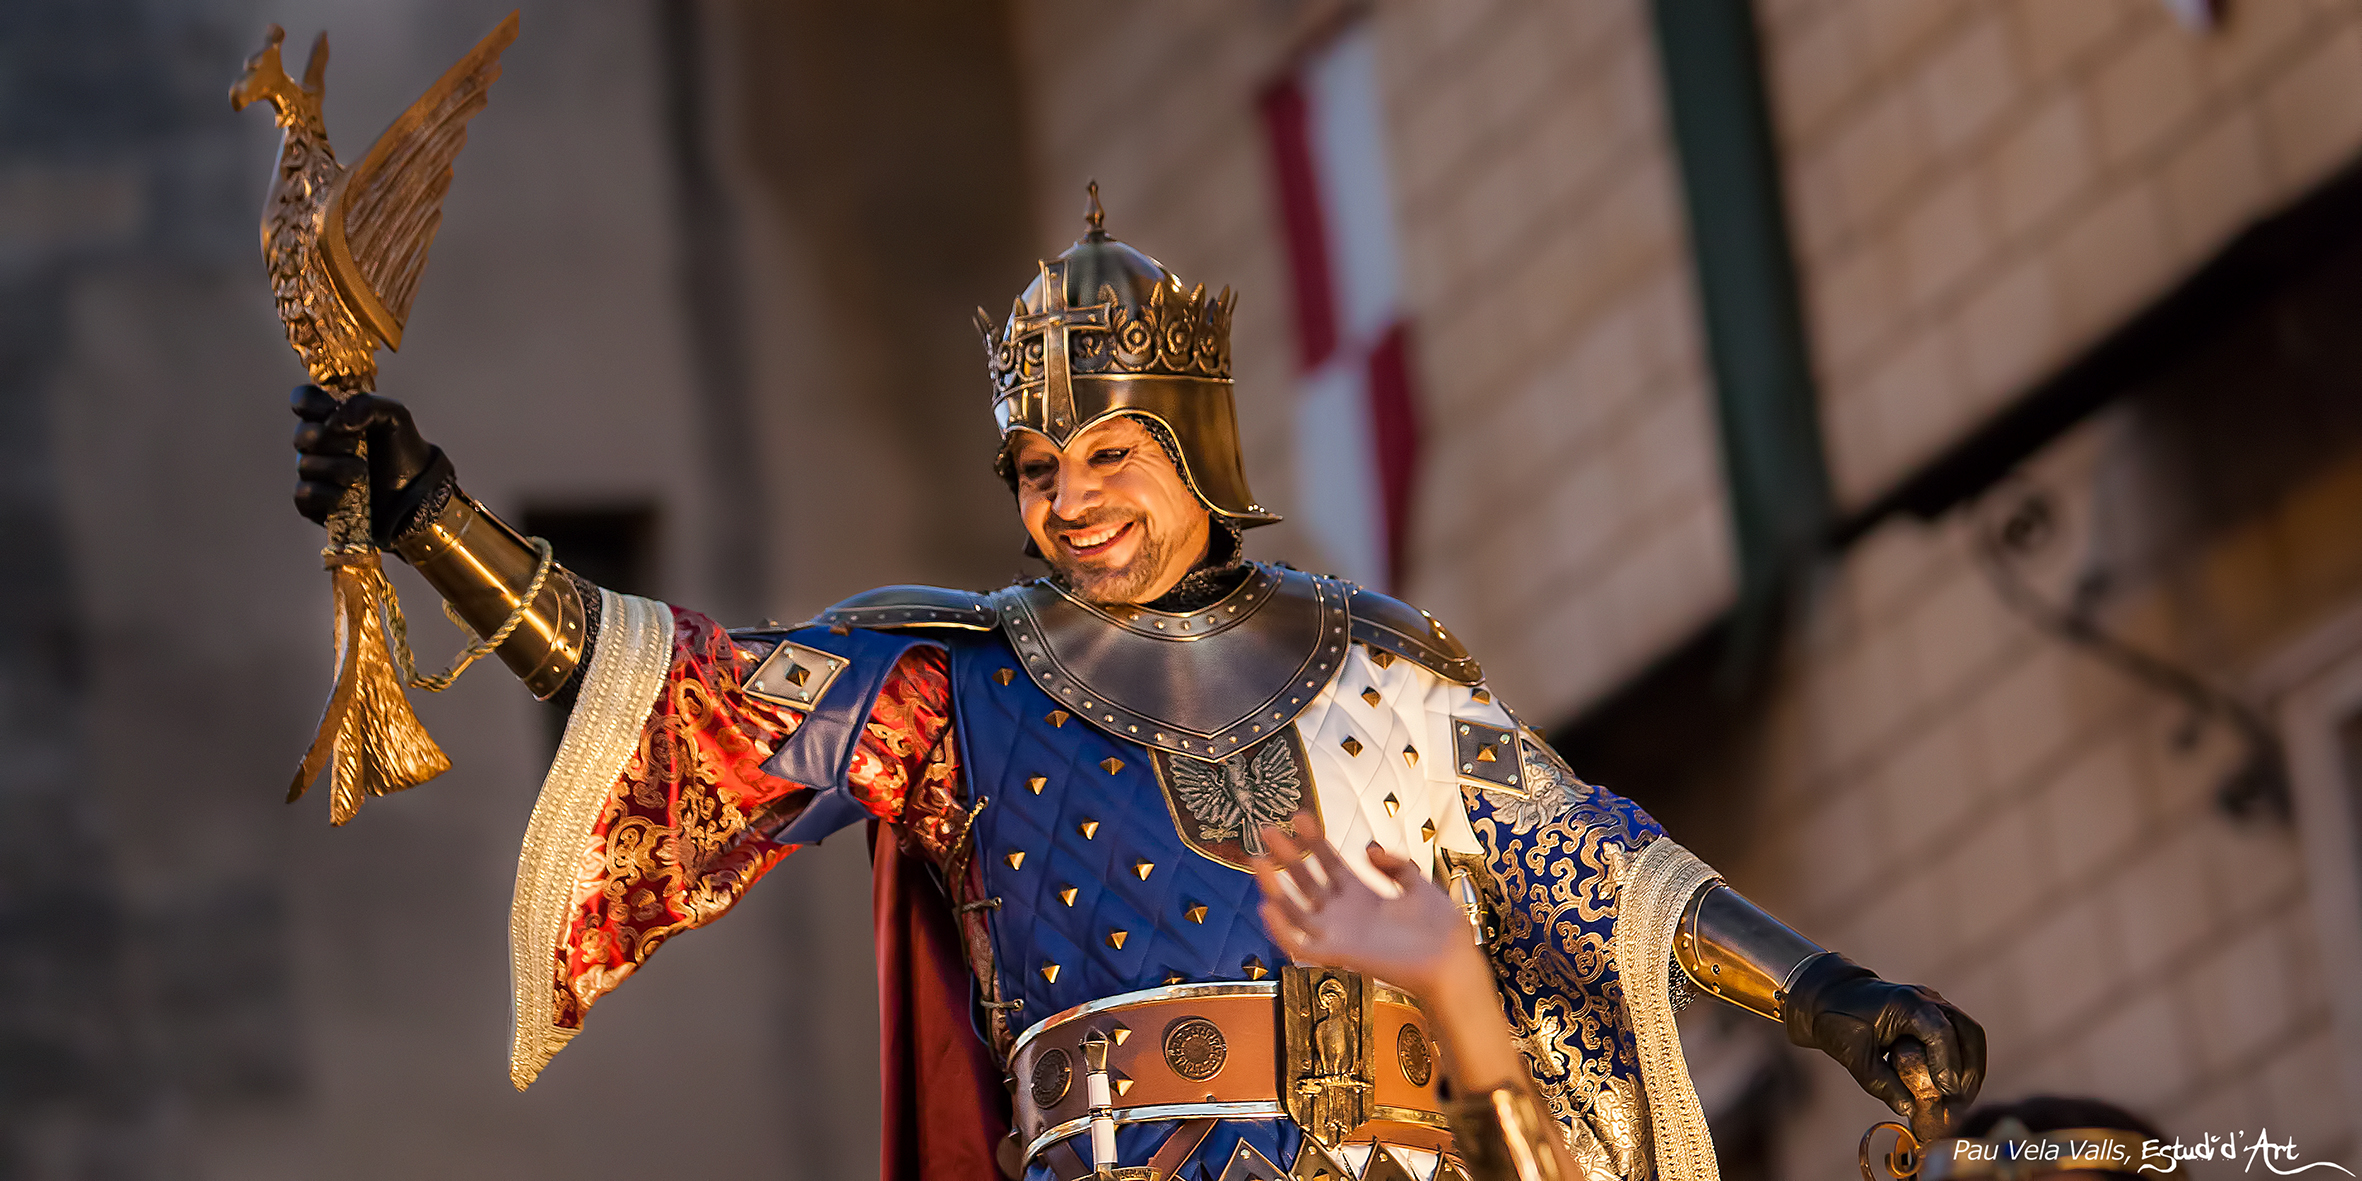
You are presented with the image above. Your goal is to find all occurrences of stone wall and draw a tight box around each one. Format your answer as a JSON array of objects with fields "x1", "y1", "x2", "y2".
[{"x1": 1760, "y1": 0, "x2": 2362, "y2": 506}]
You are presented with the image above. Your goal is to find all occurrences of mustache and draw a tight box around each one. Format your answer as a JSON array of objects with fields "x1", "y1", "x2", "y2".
[{"x1": 1046, "y1": 507, "x2": 1143, "y2": 535}]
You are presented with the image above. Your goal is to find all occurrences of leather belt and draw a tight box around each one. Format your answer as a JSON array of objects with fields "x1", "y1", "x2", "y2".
[{"x1": 1009, "y1": 973, "x2": 1454, "y2": 1166}]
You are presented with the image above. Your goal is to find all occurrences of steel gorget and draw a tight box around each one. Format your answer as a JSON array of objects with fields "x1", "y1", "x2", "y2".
[{"x1": 995, "y1": 563, "x2": 1350, "y2": 761}]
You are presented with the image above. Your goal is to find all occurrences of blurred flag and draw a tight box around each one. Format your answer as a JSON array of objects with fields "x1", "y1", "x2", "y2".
[{"x1": 1260, "y1": 21, "x2": 1420, "y2": 591}]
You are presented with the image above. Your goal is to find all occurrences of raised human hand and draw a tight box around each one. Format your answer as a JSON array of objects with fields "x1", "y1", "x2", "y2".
[
  {"x1": 1250, "y1": 810, "x2": 1486, "y2": 1002},
  {"x1": 290, "y1": 385, "x2": 447, "y2": 544}
]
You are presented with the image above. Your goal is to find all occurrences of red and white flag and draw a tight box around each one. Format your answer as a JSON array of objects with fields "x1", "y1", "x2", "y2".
[{"x1": 1261, "y1": 21, "x2": 1421, "y2": 591}]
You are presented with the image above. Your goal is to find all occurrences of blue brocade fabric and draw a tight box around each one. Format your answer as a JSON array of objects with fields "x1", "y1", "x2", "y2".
[{"x1": 1460, "y1": 739, "x2": 1668, "y2": 1171}]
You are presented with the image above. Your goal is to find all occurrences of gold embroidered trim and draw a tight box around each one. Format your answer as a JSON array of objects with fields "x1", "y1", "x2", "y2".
[
  {"x1": 507, "y1": 590, "x2": 674, "y2": 1089},
  {"x1": 1613, "y1": 838, "x2": 1722, "y2": 1181}
]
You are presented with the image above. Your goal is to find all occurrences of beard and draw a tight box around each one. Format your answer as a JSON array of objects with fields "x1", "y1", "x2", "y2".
[{"x1": 1044, "y1": 506, "x2": 1181, "y2": 604}]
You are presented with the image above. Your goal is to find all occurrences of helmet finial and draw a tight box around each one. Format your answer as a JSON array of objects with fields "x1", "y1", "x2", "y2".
[{"x1": 1084, "y1": 179, "x2": 1106, "y2": 239}]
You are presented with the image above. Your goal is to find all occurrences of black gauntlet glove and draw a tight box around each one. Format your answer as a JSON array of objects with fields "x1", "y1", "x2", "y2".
[
  {"x1": 1783, "y1": 952, "x2": 1986, "y2": 1139},
  {"x1": 290, "y1": 385, "x2": 453, "y2": 546}
]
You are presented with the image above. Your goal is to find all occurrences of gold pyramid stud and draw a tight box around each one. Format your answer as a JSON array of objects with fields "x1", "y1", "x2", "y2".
[
  {"x1": 1471, "y1": 687, "x2": 1492, "y2": 704},
  {"x1": 785, "y1": 663, "x2": 811, "y2": 687},
  {"x1": 1340, "y1": 736, "x2": 1363, "y2": 757},
  {"x1": 1420, "y1": 819, "x2": 1437, "y2": 841},
  {"x1": 1383, "y1": 793, "x2": 1400, "y2": 817},
  {"x1": 1028, "y1": 775, "x2": 1047, "y2": 794},
  {"x1": 1040, "y1": 962, "x2": 1060, "y2": 983},
  {"x1": 1184, "y1": 903, "x2": 1207, "y2": 924},
  {"x1": 1079, "y1": 819, "x2": 1100, "y2": 840},
  {"x1": 1164, "y1": 972, "x2": 1185, "y2": 986},
  {"x1": 1370, "y1": 649, "x2": 1395, "y2": 669},
  {"x1": 1101, "y1": 757, "x2": 1124, "y2": 774},
  {"x1": 1361, "y1": 687, "x2": 1381, "y2": 707},
  {"x1": 1133, "y1": 860, "x2": 1154, "y2": 880},
  {"x1": 1113, "y1": 1074, "x2": 1134, "y2": 1097},
  {"x1": 1004, "y1": 850, "x2": 1026, "y2": 870},
  {"x1": 995, "y1": 668, "x2": 1014, "y2": 686},
  {"x1": 1476, "y1": 745, "x2": 1498, "y2": 763},
  {"x1": 1106, "y1": 929, "x2": 1128, "y2": 949},
  {"x1": 1402, "y1": 745, "x2": 1419, "y2": 767},
  {"x1": 1058, "y1": 885, "x2": 1078, "y2": 906},
  {"x1": 1242, "y1": 956, "x2": 1268, "y2": 980},
  {"x1": 1110, "y1": 1023, "x2": 1131, "y2": 1045},
  {"x1": 1047, "y1": 710, "x2": 1069, "y2": 728}
]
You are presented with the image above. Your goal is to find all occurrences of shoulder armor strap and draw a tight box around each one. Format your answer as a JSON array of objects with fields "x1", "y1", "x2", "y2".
[
  {"x1": 812, "y1": 584, "x2": 999, "y2": 631},
  {"x1": 1345, "y1": 584, "x2": 1481, "y2": 685}
]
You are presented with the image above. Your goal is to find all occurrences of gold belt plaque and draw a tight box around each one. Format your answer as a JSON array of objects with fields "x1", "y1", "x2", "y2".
[{"x1": 1280, "y1": 966, "x2": 1376, "y2": 1148}]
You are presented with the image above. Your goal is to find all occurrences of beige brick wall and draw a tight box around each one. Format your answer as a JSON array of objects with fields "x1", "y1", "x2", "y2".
[
  {"x1": 1009, "y1": 0, "x2": 1735, "y2": 725},
  {"x1": 1760, "y1": 0, "x2": 2362, "y2": 508},
  {"x1": 1725, "y1": 420, "x2": 2361, "y2": 1175}
]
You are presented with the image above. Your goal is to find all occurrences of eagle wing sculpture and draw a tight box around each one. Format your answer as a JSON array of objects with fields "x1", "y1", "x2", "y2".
[{"x1": 231, "y1": 14, "x2": 518, "y2": 824}]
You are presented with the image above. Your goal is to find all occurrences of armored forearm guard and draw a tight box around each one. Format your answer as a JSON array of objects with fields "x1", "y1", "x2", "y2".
[
  {"x1": 1674, "y1": 882, "x2": 1827, "y2": 1022},
  {"x1": 1445, "y1": 1086, "x2": 1570, "y2": 1181},
  {"x1": 390, "y1": 491, "x2": 588, "y2": 699}
]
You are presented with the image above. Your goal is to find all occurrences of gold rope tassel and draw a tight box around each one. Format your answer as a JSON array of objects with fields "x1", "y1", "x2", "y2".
[{"x1": 291, "y1": 544, "x2": 452, "y2": 825}]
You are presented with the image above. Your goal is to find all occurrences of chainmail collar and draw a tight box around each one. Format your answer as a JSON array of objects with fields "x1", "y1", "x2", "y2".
[{"x1": 1143, "y1": 517, "x2": 1247, "y2": 612}]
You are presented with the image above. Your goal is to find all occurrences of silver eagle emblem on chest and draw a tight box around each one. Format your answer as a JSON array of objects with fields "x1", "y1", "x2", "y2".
[{"x1": 1151, "y1": 728, "x2": 1318, "y2": 870}]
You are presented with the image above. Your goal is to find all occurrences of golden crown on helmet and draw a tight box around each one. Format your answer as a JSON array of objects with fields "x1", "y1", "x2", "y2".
[{"x1": 977, "y1": 182, "x2": 1279, "y2": 527}]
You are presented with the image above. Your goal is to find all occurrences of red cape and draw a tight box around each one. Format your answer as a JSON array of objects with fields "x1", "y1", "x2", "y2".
[{"x1": 872, "y1": 820, "x2": 1013, "y2": 1180}]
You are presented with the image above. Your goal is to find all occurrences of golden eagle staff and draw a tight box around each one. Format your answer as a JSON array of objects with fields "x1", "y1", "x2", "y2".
[{"x1": 232, "y1": 13, "x2": 519, "y2": 825}]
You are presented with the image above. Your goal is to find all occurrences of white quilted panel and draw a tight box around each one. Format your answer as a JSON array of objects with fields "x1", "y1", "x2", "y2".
[{"x1": 1295, "y1": 642, "x2": 1516, "y2": 892}]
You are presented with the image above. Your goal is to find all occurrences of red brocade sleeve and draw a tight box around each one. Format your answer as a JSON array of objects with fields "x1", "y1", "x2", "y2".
[{"x1": 547, "y1": 609, "x2": 958, "y2": 1032}]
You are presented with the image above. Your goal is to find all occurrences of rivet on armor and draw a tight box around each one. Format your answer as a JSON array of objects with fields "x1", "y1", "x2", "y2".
[
  {"x1": 1458, "y1": 724, "x2": 1470, "y2": 734},
  {"x1": 1040, "y1": 962, "x2": 1060, "y2": 983},
  {"x1": 1134, "y1": 860, "x2": 1155, "y2": 880},
  {"x1": 1079, "y1": 819, "x2": 1100, "y2": 840},
  {"x1": 1101, "y1": 757, "x2": 1124, "y2": 774},
  {"x1": 1361, "y1": 687, "x2": 1381, "y2": 707},
  {"x1": 1184, "y1": 903, "x2": 1207, "y2": 924},
  {"x1": 995, "y1": 668, "x2": 1014, "y2": 685},
  {"x1": 1340, "y1": 736, "x2": 1363, "y2": 757},
  {"x1": 1383, "y1": 793, "x2": 1399, "y2": 817},
  {"x1": 1107, "y1": 929, "x2": 1128, "y2": 949},
  {"x1": 1059, "y1": 885, "x2": 1078, "y2": 906},
  {"x1": 785, "y1": 664, "x2": 811, "y2": 688},
  {"x1": 1241, "y1": 956, "x2": 1268, "y2": 980},
  {"x1": 1402, "y1": 745, "x2": 1418, "y2": 767},
  {"x1": 1047, "y1": 710, "x2": 1070, "y2": 728},
  {"x1": 1476, "y1": 746, "x2": 1498, "y2": 763},
  {"x1": 1028, "y1": 775, "x2": 1047, "y2": 794},
  {"x1": 1420, "y1": 820, "x2": 1437, "y2": 842},
  {"x1": 1005, "y1": 851, "x2": 1026, "y2": 870}
]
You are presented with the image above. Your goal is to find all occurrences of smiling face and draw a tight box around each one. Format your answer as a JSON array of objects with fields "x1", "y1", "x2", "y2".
[{"x1": 1009, "y1": 415, "x2": 1214, "y2": 605}]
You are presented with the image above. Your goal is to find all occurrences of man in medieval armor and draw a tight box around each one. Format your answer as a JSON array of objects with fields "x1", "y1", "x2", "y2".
[{"x1": 290, "y1": 191, "x2": 1983, "y2": 1181}]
